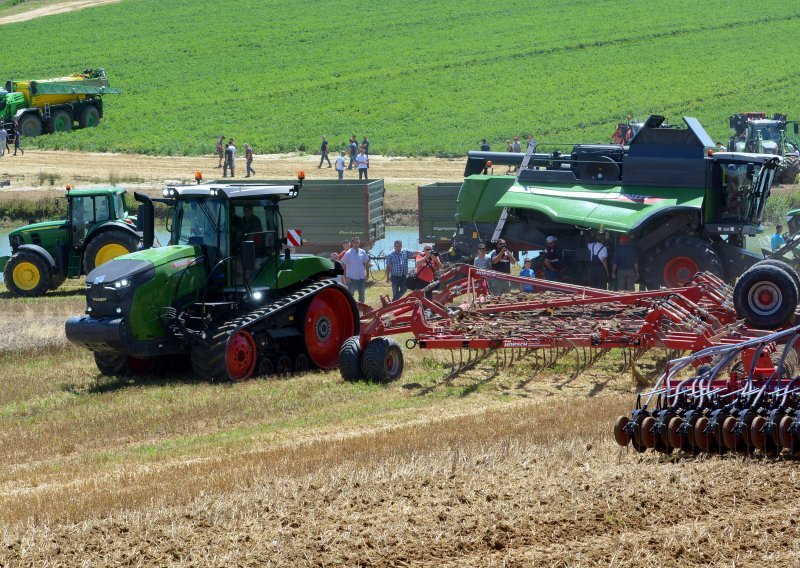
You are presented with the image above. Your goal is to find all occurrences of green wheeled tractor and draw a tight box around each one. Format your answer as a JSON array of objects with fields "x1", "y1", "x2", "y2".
[
  {"x1": 728, "y1": 113, "x2": 800, "y2": 185},
  {"x1": 1, "y1": 186, "x2": 140, "y2": 296},
  {"x1": 65, "y1": 175, "x2": 359, "y2": 381},
  {"x1": 454, "y1": 115, "x2": 780, "y2": 289}
]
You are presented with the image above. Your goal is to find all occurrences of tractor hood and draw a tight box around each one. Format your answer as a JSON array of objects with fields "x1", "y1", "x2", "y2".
[
  {"x1": 497, "y1": 182, "x2": 705, "y2": 232},
  {"x1": 9, "y1": 219, "x2": 66, "y2": 237}
]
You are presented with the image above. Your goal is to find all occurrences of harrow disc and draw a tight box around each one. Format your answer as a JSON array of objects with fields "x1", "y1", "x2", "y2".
[
  {"x1": 778, "y1": 415, "x2": 795, "y2": 452},
  {"x1": 640, "y1": 416, "x2": 656, "y2": 449},
  {"x1": 721, "y1": 416, "x2": 743, "y2": 451},
  {"x1": 694, "y1": 416, "x2": 712, "y2": 452},
  {"x1": 666, "y1": 416, "x2": 688, "y2": 451},
  {"x1": 613, "y1": 416, "x2": 630, "y2": 447},
  {"x1": 750, "y1": 416, "x2": 772, "y2": 455},
  {"x1": 631, "y1": 414, "x2": 648, "y2": 453}
]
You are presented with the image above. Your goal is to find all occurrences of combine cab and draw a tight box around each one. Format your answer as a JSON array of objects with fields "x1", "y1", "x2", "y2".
[
  {"x1": 454, "y1": 115, "x2": 780, "y2": 288},
  {"x1": 66, "y1": 176, "x2": 358, "y2": 381}
]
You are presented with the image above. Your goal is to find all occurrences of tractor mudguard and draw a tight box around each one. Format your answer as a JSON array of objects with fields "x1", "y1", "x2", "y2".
[
  {"x1": 17, "y1": 244, "x2": 56, "y2": 271},
  {"x1": 85, "y1": 220, "x2": 140, "y2": 242}
]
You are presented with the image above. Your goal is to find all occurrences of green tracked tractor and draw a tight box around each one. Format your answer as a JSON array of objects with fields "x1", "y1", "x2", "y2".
[
  {"x1": 1, "y1": 186, "x2": 140, "y2": 296},
  {"x1": 65, "y1": 176, "x2": 358, "y2": 381}
]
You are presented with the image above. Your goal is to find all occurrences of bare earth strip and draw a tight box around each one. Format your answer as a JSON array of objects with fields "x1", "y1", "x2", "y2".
[{"x1": 0, "y1": 0, "x2": 121, "y2": 25}]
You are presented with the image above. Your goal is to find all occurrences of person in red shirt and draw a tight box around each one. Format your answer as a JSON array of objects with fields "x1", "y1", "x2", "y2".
[{"x1": 415, "y1": 244, "x2": 443, "y2": 298}]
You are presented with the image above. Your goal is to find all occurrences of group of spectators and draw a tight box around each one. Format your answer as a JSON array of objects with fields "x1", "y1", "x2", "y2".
[
  {"x1": 319, "y1": 135, "x2": 370, "y2": 180},
  {"x1": 215, "y1": 135, "x2": 255, "y2": 178},
  {"x1": 478, "y1": 134, "x2": 537, "y2": 153},
  {"x1": 0, "y1": 122, "x2": 23, "y2": 158}
]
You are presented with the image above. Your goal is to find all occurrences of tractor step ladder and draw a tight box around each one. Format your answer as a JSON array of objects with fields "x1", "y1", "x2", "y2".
[
  {"x1": 490, "y1": 142, "x2": 538, "y2": 244},
  {"x1": 67, "y1": 250, "x2": 82, "y2": 278},
  {"x1": 42, "y1": 104, "x2": 51, "y2": 121}
]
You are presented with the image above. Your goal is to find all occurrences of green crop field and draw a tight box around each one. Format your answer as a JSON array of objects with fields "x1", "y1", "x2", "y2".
[{"x1": 2, "y1": 0, "x2": 800, "y2": 156}]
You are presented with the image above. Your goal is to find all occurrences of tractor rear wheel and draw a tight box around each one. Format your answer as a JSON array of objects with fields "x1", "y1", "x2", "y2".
[
  {"x1": 361, "y1": 337, "x2": 404, "y2": 383},
  {"x1": 302, "y1": 286, "x2": 358, "y2": 369},
  {"x1": 733, "y1": 264, "x2": 798, "y2": 329},
  {"x1": 83, "y1": 230, "x2": 139, "y2": 274},
  {"x1": 49, "y1": 110, "x2": 73, "y2": 133},
  {"x1": 79, "y1": 105, "x2": 101, "y2": 129},
  {"x1": 339, "y1": 336, "x2": 363, "y2": 381},
  {"x1": 4, "y1": 250, "x2": 52, "y2": 297},
  {"x1": 779, "y1": 154, "x2": 800, "y2": 185},
  {"x1": 644, "y1": 235, "x2": 722, "y2": 289},
  {"x1": 17, "y1": 114, "x2": 42, "y2": 137}
]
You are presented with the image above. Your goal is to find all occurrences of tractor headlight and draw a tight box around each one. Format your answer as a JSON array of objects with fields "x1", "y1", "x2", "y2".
[{"x1": 113, "y1": 278, "x2": 130, "y2": 289}]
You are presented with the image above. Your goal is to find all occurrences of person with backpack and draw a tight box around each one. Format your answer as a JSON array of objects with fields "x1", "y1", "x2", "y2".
[{"x1": 587, "y1": 232, "x2": 609, "y2": 289}]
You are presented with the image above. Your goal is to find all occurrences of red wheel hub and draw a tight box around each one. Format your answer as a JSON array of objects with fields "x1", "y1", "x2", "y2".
[
  {"x1": 662, "y1": 256, "x2": 700, "y2": 288},
  {"x1": 304, "y1": 287, "x2": 356, "y2": 369},
  {"x1": 226, "y1": 330, "x2": 257, "y2": 381},
  {"x1": 758, "y1": 289, "x2": 775, "y2": 305}
]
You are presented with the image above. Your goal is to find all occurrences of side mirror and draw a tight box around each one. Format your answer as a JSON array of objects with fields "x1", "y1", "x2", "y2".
[{"x1": 242, "y1": 240, "x2": 256, "y2": 270}]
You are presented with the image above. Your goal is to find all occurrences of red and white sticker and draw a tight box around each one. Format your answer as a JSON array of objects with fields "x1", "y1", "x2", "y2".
[{"x1": 287, "y1": 229, "x2": 303, "y2": 247}]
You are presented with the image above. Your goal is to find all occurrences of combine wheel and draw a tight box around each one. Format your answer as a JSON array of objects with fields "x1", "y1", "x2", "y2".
[
  {"x1": 733, "y1": 264, "x2": 798, "y2": 329},
  {"x1": 644, "y1": 236, "x2": 722, "y2": 289},
  {"x1": 294, "y1": 353, "x2": 310, "y2": 373},
  {"x1": 49, "y1": 110, "x2": 72, "y2": 133},
  {"x1": 361, "y1": 337, "x2": 405, "y2": 383},
  {"x1": 303, "y1": 286, "x2": 358, "y2": 369},
  {"x1": 339, "y1": 336, "x2": 363, "y2": 381},
  {"x1": 613, "y1": 416, "x2": 630, "y2": 447},
  {"x1": 3, "y1": 251, "x2": 52, "y2": 297},
  {"x1": 78, "y1": 105, "x2": 101, "y2": 129},
  {"x1": 84, "y1": 231, "x2": 139, "y2": 273},
  {"x1": 276, "y1": 355, "x2": 292, "y2": 376}
]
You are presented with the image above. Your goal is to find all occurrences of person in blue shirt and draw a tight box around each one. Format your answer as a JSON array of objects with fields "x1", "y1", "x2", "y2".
[
  {"x1": 771, "y1": 224, "x2": 786, "y2": 251},
  {"x1": 519, "y1": 258, "x2": 535, "y2": 292}
]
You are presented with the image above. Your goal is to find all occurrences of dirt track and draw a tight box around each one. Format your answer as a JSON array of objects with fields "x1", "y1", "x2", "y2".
[{"x1": 0, "y1": 0, "x2": 120, "y2": 25}]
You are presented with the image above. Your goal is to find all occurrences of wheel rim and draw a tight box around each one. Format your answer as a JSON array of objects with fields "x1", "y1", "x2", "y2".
[
  {"x1": 386, "y1": 348, "x2": 401, "y2": 378},
  {"x1": 54, "y1": 114, "x2": 69, "y2": 131},
  {"x1": 12, "y1": 261, "x2": 41, "y2": 291},
  {"x1": 304, "y1": 287, "x2": 355, "y2": 369},
  {"x1": 663, "y1": 256, "x2": 700, "y2": 288},
  {"x1": 95, "y1": 243, "x2": 130, "y2": 267},
  {"x1": 226, "y1": 330, "x2": 257, "y2": 381},
  {"x1": 747, "y1": 281, "x2": 782, "y2": 316}
]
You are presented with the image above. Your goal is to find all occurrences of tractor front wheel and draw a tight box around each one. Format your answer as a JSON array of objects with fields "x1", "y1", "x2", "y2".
[
  {"x1": 83, "y1": 230, "x2": 139, "y2": 273},
  {"x1": 779, "y1": 154, "x2": 800, "y2": 185},
  {"x1": 3, "y1": 250, "x2": 52, "y2": 297}
]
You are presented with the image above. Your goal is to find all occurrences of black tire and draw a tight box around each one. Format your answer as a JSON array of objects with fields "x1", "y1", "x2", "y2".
[
  {"x1": 17, "y1": 114, "x2": 42, "y2": 137},
  {"x1": 94, "y1": 351, "x2": 128, "y2": 376},
  {"x1": 3, "y1": 250, "x2": 52, "y2": 297},
  {"x1": 50, "y1": 273, "x2": 67, "y2": 291},
  {"x1": 78, "y1": 105, "x2": 101, "y2": 129},
  {"x1": 643, "y1": 235, "x2": 722, "y2": 289},
  {"x1": 751, "y1": 259, "x2": 800, "y2": 293},
  {"x1": 83, "y1": 230, "x2": 139, "y2": 274},
  {"x1": 734, "y1": 264, "x2": 798, "y2": 329},
  {"x1": 361, "y1": 337, "x2": 404, "y2": 383},
  {"x1": 779, "y1": 154, "x2": 800, "y2": 185},
  {"x1": 339, "y1": 336, "x2": 363, "y2": 381},
  {"x1": 49, "y1": 110, "x2": 73, "y2": 133},
  {"x1": 191, "y1": 323, "x2": 235, "y2": 381}
]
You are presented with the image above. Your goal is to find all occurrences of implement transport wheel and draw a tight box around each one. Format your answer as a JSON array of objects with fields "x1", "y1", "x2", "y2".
[
  {"x1": 49, "y1": 110, "x2": 73, "y2": 133},
  {"x1": 84, "y1": 231, "x2": 139, "y2": 273},
  {"x1": 303, "y1": 286, "x2": 358, "y2": 369},
  {"x1": 79, "y1": 105, "x2": 101, "y2": 129},
  {"x1": 733, "y1": 264, "x2": 798, "y2": 329},
  {"x1": 361, "y1": 337, "x2": 405, "y2": 383},
  {"x1": 613, "y1": 416, "x2": 630, "y2": 447},
  {"x1": 4, "y1": 250, "x2": 52, "y2": 297},
  {"x1": 753, "y1": 259, "x2": 800, "y2": 294},
  {"x1": 226, "y1": 330, "x2": 257, "y2": 381},
  {"x1": 644, "y1": 236, "x2": 722, "y2": 289},
  {"x1": 339, "y1": 336, "x2": 363, "y2": 382}
]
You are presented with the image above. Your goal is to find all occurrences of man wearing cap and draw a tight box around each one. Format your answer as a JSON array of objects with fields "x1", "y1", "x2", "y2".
[
  {"x1": 611, "y1": 234, "x2": 638, "y2": 291},
  {"x1": 542, "y1": 236, "x2": 562, "y2": 281}
]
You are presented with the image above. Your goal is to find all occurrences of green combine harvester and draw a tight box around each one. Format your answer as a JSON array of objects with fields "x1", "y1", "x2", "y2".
[
  {"x1": 1, "y1": 186, "x2": 140, "y2": 296},
  {"x1": 65, "y1": 175, "x2": 358, "y2": 381},
  {"x1": 454, "y1": 115, "x2": 780, "y2": 288}
]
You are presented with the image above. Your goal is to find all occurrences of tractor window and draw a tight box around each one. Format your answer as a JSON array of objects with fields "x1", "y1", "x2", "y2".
[
  {"x1": 717, "y1": 161, "x2": 767, "y2": 223},
  {"x1": 175, "y1": 198, "x2": 226, "y2": 254},
  {"x1": 231, "y1": 202, "x2": 277, "y2": 259},
  {"x1": 95, "y1": 197, "x2": 110, "y2": 222},
  {"x1": 113, "y1": 194, "x2": 127, "y2": 219}
]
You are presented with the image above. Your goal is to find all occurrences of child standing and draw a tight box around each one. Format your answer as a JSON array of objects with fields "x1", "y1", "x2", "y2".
[{"x1": 519, "y1": 258, "x2": 535, "y2": 292}]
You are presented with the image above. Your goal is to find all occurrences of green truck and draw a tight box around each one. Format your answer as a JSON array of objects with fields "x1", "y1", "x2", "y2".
[
  {"x1": 65, "y1": 177, "x2": 363, "y2": 381},
  {"x1": 452, "y1": 115, "x2": 780, "y2": 288},
  {"x1": 1, "y1": 187, "x2": 140, "y2": 296}
]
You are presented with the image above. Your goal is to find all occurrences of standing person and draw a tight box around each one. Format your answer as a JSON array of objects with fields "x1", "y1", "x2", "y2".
[
  {"x1": 356, "y1": 148, "x2": 369, "y2": 180},
  {"x1": 361, "y1": 136, "x2": 369, "y2": 155},
  {"x1": 519, "y1": 258, "x2": 535, "y2": 292},
  {"x1": 385, "y1": 240, "x2": 419, "y2": 301},
  {"x1": 490, "y1": 238, "x2": 517, "y2": 295},
  {"x1": 335, "y1": 151, "x2": 346, "y2": 179},
  {"x1": 12, "y1": 121, "x2": 22, "y2": 156},
  {"x1": 505, "y1": 139, "x2": 513, "y2": 152},
  {"x1": 473, "y1": 243, "x2": 492, "y2": 269},
  {"x1": 348, "y1": 135, "x2": 358, "y2": 170},
  {"x1": 0, "y1": 125, "x2": 7, "y2": 158},
  {"x1": 216, "y1": 135, "x2": 225, "y2": 167},
  {"x1": 415, "y1": 244, "x2": 443, "y2": 299},
  {"x1": 771, "y1": 224, "x2": 786, "y2": 251},
  {"x1": 542, "y1": 236, "x2": 562, "y2": 281},
  {"x1": 611, "y1": 234, "x2": 639, "y2": 291},
  {"x1": 222, "y1": 142, "x2": 230, "y2": 177},
  {"x1": 244, "y1": 143, "x2": 255, "y2": 178},
  {"x1": 512, "y1": 136, "x2": 521, "y2": 153},
  {"x1": 318, "y1": 135, "x2": 332, "y2": 168},
  {"x1": 341, "y1": 236, "x2": 369, "y2": 303},
  {"x1": 587, "y1": 232, "x2": 609, "y2": 289},
  {"x1": 527, "y1": 134, "x2": 536, "y2": 150},
  {"x1": 226, "y1": 139, "x2": 236, "y2": 177},
  {"x1": 330, "y1": 253, "x2": 346, "y2": 286},
  {"x1": 480, "y1": 139, "x2": 490, "y2": 151},
  {"x1": 338, "y1": 240, "x2": 350, "y2": 260}
]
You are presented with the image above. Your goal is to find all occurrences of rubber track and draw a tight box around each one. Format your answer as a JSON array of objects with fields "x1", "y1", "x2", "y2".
[{"x1": 190, "y1": 279, "x2": 337, "y2": 380}]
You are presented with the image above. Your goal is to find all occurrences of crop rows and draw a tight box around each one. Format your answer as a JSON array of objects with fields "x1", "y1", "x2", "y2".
[{"x1": 0, "y1": 0, "x2": 798, "y2": 155}]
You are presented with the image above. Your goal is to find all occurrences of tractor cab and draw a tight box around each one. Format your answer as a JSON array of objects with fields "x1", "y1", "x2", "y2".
[{"x1": 68, "y1": 188, "x2": 127, "y2": 245}]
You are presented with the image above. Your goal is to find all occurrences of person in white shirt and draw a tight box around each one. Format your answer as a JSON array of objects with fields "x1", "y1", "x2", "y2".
[
  {"x1": 356, "y1": 148, "x2": 369, "y2": 180},
  {"x1": 335, "y1": 151, "x2": 346, "y2": 180},
  {"x1": 587, "y1": 232, "x2": 609, "y2": 289},
  {"x1": 341, "y1": 236, "x2": 370, "y2": 302}
]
